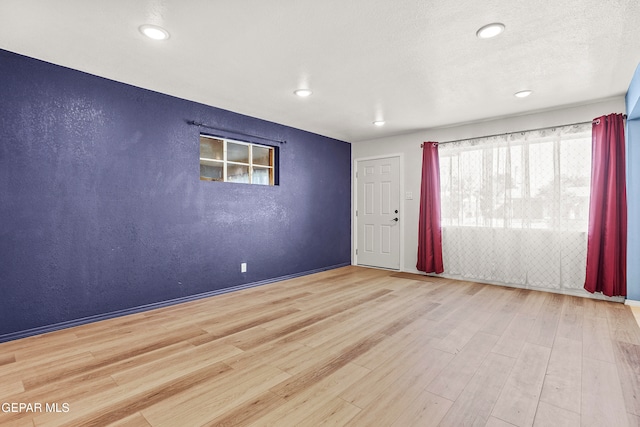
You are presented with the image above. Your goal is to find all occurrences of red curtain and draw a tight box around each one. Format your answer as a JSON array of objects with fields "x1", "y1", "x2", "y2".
[
  {"x1": 417, "y1": 142, "x2": 444, "y2": 274},
  {"x1": 584, "y1": 114, "x2": 627, "y2": 297}
]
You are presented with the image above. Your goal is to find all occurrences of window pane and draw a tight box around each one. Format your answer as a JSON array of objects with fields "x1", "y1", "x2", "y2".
[
  {"x1": 227, "y1": 164, "x2": 250, "y2": 183},
  {"x1": 252, "y1": 167, "x2": 272, "y2": 185},
  {"x1": 200, "y1": 137, "x2": 223, "y2": 160},
  {"x1": 529, "y1": 141, "x2": 555, "y2": 228},
  {"x1": 227, "y1": 142, "x2": 249, "y2": 163},
  {"x1": 559, "y1": 137, "x2": 591, "y2": 230},
  {"x1": 200, "y1": 160, "x2": 223, "y2": 181},
  {"x1": 253, "y1": 146, "x2": 272, "y2": 166}
]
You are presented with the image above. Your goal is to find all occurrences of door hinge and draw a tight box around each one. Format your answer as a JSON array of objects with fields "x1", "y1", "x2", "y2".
[
  {"x1": 356, "y1": 210, "x2": 358, "y2": 217},
  {"x1": 356, "y1": 171, "x2": 358, "y2": 178},
  {"x1": 356, "y1": 248, "x2": 358, "y2": 255}
]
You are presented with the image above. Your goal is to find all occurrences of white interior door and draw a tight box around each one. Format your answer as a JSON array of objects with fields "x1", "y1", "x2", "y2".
[{"x1": 356, "y1": 156, "x2": 400, "y2": 269}]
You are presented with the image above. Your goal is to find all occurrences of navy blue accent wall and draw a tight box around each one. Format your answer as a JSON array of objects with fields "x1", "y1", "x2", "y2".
[{"x1": 0, "y1": 49, "x2": 351, "y2": 339}]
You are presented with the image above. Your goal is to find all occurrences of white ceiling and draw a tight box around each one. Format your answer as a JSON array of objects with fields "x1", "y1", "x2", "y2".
[{"x1": 1, "y1": 0, "x2": 639, "y2": 142}]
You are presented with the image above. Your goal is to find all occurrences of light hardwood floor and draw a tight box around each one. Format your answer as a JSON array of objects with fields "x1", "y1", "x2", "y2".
[
  {"x1": 631, "y1": 306, "x2": 640, "y2": 328},
  {"x1": 1, "y1": 266, "x2": 639, "y2": 426}
]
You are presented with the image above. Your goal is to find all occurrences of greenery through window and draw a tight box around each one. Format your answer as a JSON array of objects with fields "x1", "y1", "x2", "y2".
[{"x1": 200, "y1": 135, "x2": 275, "y2": 185}]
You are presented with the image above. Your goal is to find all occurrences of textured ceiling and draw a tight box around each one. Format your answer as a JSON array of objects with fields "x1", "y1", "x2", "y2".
[{"x1": 1, "y1": 0, "x2": 639, "y2": 142}]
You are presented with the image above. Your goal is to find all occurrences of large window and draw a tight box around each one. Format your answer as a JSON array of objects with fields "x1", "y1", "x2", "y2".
[
  {"x1": 438, "y1": 123, "x2": 592, "y2": 292},
  {"x1": 199, "y1": 135, "x2": 275, "y2": 185},
  {"x1": 440, "y1": 126, "x2": 591, "y2": 230}
]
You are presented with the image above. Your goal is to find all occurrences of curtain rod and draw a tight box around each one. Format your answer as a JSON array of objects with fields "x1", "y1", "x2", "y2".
[
  {"x1": 420, "y1": 115, "x2": 627, "y2": 148},
  {"x1": 187, "y1": 120, "x2": 286, "y2": 144}
]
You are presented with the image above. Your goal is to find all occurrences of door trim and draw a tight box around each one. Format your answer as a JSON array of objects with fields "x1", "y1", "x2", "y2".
[{"x1": 353, "y1": 153, "x2": 404, "y2": 271}]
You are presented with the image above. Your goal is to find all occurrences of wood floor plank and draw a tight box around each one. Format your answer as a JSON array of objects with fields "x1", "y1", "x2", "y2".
[
  {"x1": 296, "y1": 293, "x2": 432, "y2": 348},
  {"x1": 556, "y1": 295, "x2": 584, "y2": 342},
  {"x1": 341, "y1": 341, "x2": 452, "y2": 409},
  {"x1": 533, "y1": 401, "x2": 580, "y2": 427},
  {"x1": 270, "y1": 317, "x2": 387, "y2": 376},
  {"x1": 491, "y1": 342, "x2": 551, "y2": 427},
  {"x1": 106, "y1": 412, "x2": 152, "y2": 427},
  {"x1": 193, "y1": 291, "x2": 312, "y2": 329},
  {"x1": 194, "y1": 307, "x2": 301, "y2": 344},
  {"x1": 0, "y1": 418, "x2": 35, "y2": 427},
  {"x1": 298, "y1": 397, "x2": 361, "y2": 426},
  {"x1": 223, "y1": 340, "x2": 308, "y2": 371},
  {"x1": 389, "y1": 390, "x2": 453, "y2": 427},
  {"x1": 230, "y1": 289, "x2": 393, "y2": 351},
  {"x1": 606, "y1": 303, "x2": 640, "y2": 345},
  {"x1": 583, "y1": 297, "x2": 609, "y2": 319},
  {"x1": 485, "y1": 417, "x2": 518, "y2": 427},
  {"x1": 614, "y1": 340, "x2": 640, "y2": 416},
  {"x1": 632, "y1": 307, "x2": 640, "y2": 328},
  {"x1": 110, "y1": 341, "x2": 241, "y2": 387},
  {"x1": 426, "y1": 332, "x2": 499, "y2": 401},
  {"x1": 480, "y1": 289, "x2": 529, "y2": 337},
  {"x1": 389, "y1": 271, "x2": 441, "y2": 283},
  {"x1": 24, "y1": 325, "x2": 207, "y2": 390},
  {"x1": 344, "y1": 346, "x2": 453, "y2": 426},
  {"x1": 492, "y1": 312, "x2": 537, "y2": 358},
  {"x1": 284, "y1": 288, "x2": 422, "y2": 349},
  {"x1": 432, "y1": 309, "x2": 495, "y2": 355},
  {"x1": 201, "y1": 391, "x2": 287, "y2": 427},
  {"x1": 439, "y1": 352, "x2": 516, "y2": 427},
  {"x1": 0, "y1": 353, "x2": 16, "y2": 366},
  {"x1": 0, "y1": 381, "x2": 24, "y2": 400},
  {"x1": 270, "y1": 332, "x2": 387, "y2": 400},
  {"x1": 583, "y1": 316, "x2": 616, "y2": 363},
  {"x1": 2, "y1": 375, "x2": 119, "y2": 424},
  {"x1": 33, "y1": 362, "x2": 234, "y2": 426},
  {"x1": 492, "y1": 290, "x2": 546, "y2": 358},
  {"x1": 526, "y1": 292, "x2": 563, "y2": 348},
  {"x1": 0, "y1": 351, "x2": 96, "y2": 388},
  {"x1": 539, "y1": 336, "x2": 582, "y2": 413},
  {"x1": 5, "y1": 329, "x2": 79, "y2": 357},
  {"x1": 581, "y1": 356, "x2": 629, "y2": 427},
  {"x1": 349, "y1": 316, "x2": 439, "y2": 371},
  {"x1": 276, "y1": 299, "x2": 439, "y2": 378},
  {"x1": 425, "y1": 282, "x2": 486, "y2": 323},
  {"x1": 142, "y1": 364, "x2": 290, "y2": 427},
  {"x1": 247, "y1": 362, "x2": 370, "y2": 426}
]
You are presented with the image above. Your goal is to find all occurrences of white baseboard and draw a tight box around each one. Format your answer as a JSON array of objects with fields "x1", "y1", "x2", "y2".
[{"x1": 625, "y1": 299, "x2": 640, "y2": 307}]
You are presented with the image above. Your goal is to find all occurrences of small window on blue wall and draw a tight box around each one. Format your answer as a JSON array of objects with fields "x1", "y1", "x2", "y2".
[{"x1": 200, "y1": 135, "x2": 276, "y2": 185}]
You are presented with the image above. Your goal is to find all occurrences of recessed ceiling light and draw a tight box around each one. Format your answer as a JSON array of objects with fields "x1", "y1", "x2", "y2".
[
  {"x1": 514, "y1": 90, "x2": 533, "y2": 98},
  {"x1": 476, "y1": 23, "x2": 505, "y2": 39},
  {"x1": 139, "y1": 24, "x2": 170, "y2": 41},
  {"x1": 294, "y1": 89, "x2": 312, "y2": 97},
  {"x1": 373, "y1": 120, "x2": 386, "y2": 126}
]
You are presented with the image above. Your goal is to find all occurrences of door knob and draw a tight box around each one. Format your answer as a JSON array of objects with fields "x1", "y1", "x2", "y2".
[{"x1": 393, "y1": 218, "x2": 398, "y2": 222}]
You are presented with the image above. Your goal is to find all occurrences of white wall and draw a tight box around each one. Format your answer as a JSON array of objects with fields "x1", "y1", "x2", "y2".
[{"x1": 352, "y1": 96, "x2": 626, "y2": 274}]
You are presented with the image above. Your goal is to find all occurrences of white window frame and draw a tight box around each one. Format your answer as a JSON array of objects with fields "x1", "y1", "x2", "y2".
[{"x1": 199, "y1": 135, "x2": 275, "y2": 185}]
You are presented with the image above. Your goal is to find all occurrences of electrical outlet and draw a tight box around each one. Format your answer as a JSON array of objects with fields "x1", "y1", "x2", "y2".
[{"x1": 241, "y1": 262, "x2": 247, "y2": 273}]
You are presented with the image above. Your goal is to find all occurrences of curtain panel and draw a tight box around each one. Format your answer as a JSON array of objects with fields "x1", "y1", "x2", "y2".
[
  {"x1": 417, "y1": 142, "x2": 444, "y2": 273},
  {"x1": 438, "y1": 123, "x2": 592, "y2": 292},
  {"x1": 584, "y1": 114, "x2": 627, "y2": 297}
]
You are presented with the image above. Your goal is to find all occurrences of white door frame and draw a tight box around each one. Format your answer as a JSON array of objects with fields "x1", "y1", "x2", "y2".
[{"x1": 353, "y1": 153, "x2": 404, "y2": 270}]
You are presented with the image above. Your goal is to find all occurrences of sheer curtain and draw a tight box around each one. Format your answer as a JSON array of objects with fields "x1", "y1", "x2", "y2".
[{"x1": 438, "y1": 123, "x2": 592, "y2": 292}]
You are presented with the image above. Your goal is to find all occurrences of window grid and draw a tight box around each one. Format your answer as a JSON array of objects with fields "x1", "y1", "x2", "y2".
[{"x1": 199, "y1": 136, "x2": 274, "y2": 185}]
